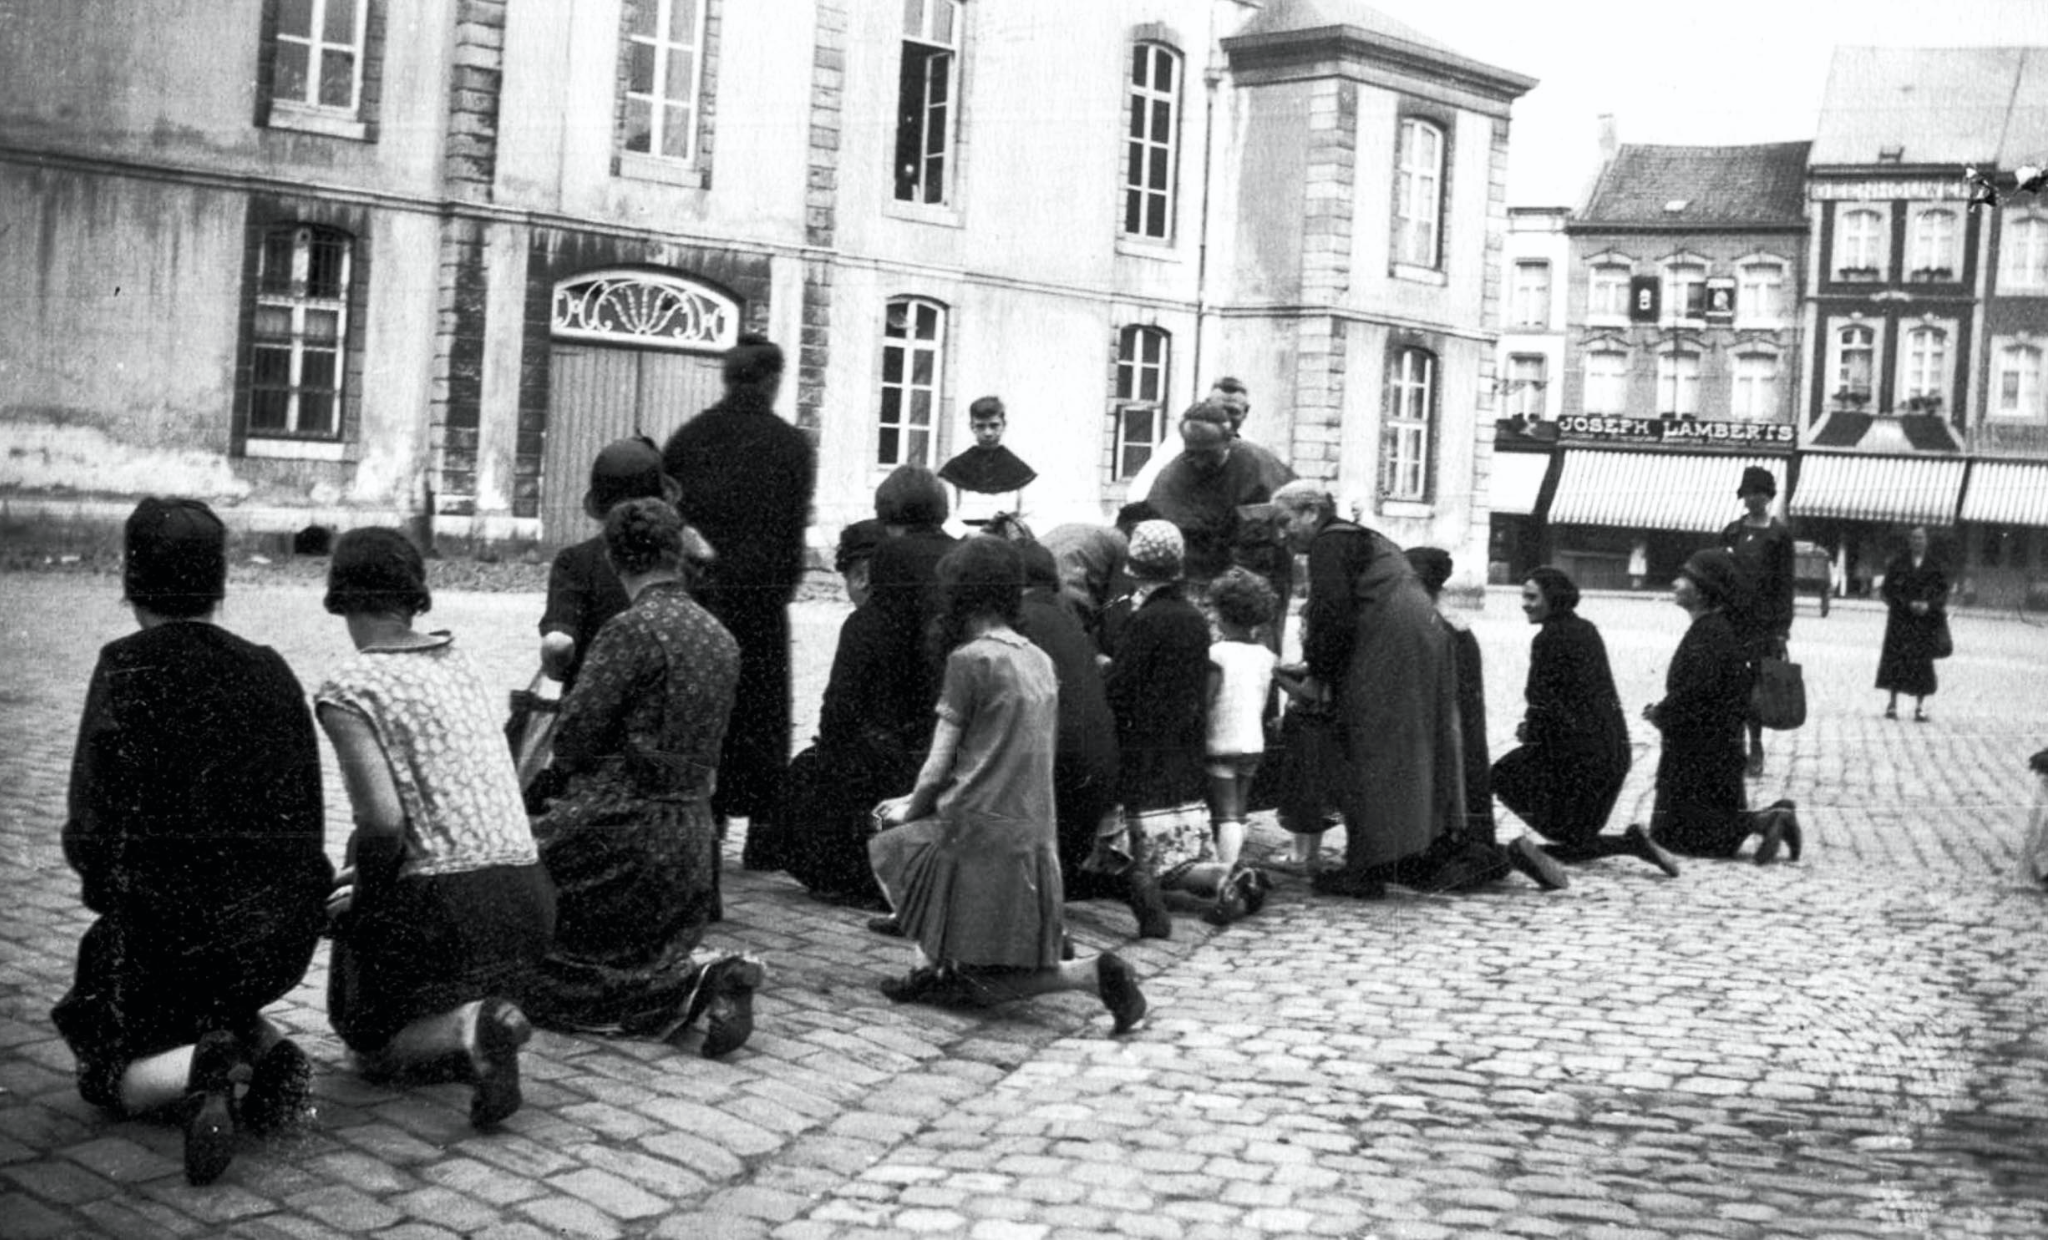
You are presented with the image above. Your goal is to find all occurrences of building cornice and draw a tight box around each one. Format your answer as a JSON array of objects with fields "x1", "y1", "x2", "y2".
[
  {"x1": 1222, "y1": 25, "x2": 1536, "y2": 116},
  {"x1": 1566, "y1": 221, "x2": 1808, "y2": 236}
]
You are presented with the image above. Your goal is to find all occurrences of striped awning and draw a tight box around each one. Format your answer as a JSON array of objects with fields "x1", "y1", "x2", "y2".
[
  {"x1": 1547, "y1": 450, "x2": 1782, "y2": 532},
  {"x1": 1960, "y1": 460, "x2": 2048, "y2": 527},
  {"x1": 1489, "y1": 451, "x2": 1553, "y2": 517},
  {"x1": 1791, "y1": 453, "x2": 1966, "y2": 526}
]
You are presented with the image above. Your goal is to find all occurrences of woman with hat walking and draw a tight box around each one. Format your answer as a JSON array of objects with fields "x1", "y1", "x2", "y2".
[
  {"x1": 1644, "y1": 549, "x2": 1801, "y2": 863},
  {"x1": 1720, "y1": 464, "x2": 1795, "y2": 777}
]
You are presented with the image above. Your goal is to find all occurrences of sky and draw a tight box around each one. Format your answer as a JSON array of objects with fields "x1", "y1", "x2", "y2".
[{"x1": 1354, "y1": 0, "x2": 2048, "y2": 207}]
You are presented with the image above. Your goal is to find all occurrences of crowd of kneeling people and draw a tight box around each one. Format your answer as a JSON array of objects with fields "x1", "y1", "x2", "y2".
[{"x1": 58, "y1": 454, "x2": 1803, "y2": 1187}]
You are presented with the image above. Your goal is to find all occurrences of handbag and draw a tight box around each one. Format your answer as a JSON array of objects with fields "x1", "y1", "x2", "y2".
[
  {"x1": 1750, "y1": 655, "x2": 1807, "y2": 731},
  {"x1": 504, "y1": 670, "x2": 563, "y2": 794},
  {"x1": 1930, "y1": 613, "x2": 1954, "y2": 660}
]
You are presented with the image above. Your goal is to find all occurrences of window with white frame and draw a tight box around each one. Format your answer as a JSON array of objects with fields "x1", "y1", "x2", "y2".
[
  {"x1": 1113, "y1": 325, "x2": 1171, "y2": 479},
  {"x1": 622, "y1": 0, "x2": 708, "y2": 162},
  {"x1": 249, "y1": 224, "x2": 352, "y2": 438},
  {"x1": 1588, "y1": 263, "x2": 1631, "y2": 322},
  {"x1": 1995, "y1": 341, "x2": 2043, "y2": 418},
  {"x1": 1123, "y1": 43, "x2": 1181, "y2": 241},
  {"x1": 1731, "y1": 352, "x2": 1778, "y2": 420},
  {"x1": 1662, "y1": 261, "x2": 1707, "y2": 323},
  {"x1": 1656, "y1": 351, "x2": 1700, "y2": 417},
  {"x1": 2003, "y1": 213, "x2": 2048, "y2": 291},
  {"x1": 1909, "y1": 208, "x2": 1959, "y2": 278},
  {"x1": 1834, "y1": 323, "x2": 1875, "y2": 403},
  {"x1": 893, "y1": 0, "x2": 960, "y2": 205},
  {"x1": 268, "y1": 0, "x2": 369, "y2": 114},
  {"x1": 878, "y1": 297, "x2": 946, "y2": 466},
  {"x1": 1510, "y1": 262, "x2": 1551, "y2": 328},
  {"x1": 1835, "y1": 207, "x2": 1885, "y2": 279},
  {"x1": 1736, "y1": 260, "x2": 1786, "y2": 325},
  {"x1": 1583, "y1": 348, "x2": 1628, "y2": 415},
  {"x1": 1507, "y1": 354, "x2": 1547, "y2": 420},
  {"x1": 1393, "y1": 118, "x2": 1444, "y2": 269},
  {"x1": 1900, "y1": 324, "x2": 1948, "y2": 409},
  {"x1": 1379, "y1": 347, "x2": 1434, "y2": 501}
]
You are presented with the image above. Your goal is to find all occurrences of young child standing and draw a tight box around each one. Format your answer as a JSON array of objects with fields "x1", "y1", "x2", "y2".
[{"x1": 1203, "y1": 568, "x2": 1279, "y2": 923}]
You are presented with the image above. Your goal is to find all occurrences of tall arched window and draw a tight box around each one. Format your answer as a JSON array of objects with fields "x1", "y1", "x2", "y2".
[
  {"x1": 1123, "y1": 43, "x2": 1182, "y2": 240},
  {"x1": 879, "y1": 297, "x2": 947, "y2": 466},
  {"x1": 1393, "y1": 118, "x2": 1444, "y2": 269},
  {"x1": 1113, "y1": 325, "x2": 1171, "y2": 479},
  {"x1": 250, "y1": 224, "x2": 353, "y2": 438},
  {"x1": 1380, "y1": 347, "x2": 1435, "y2": 501}
]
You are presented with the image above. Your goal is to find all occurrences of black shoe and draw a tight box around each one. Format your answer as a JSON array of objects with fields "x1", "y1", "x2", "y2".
[
  {"x1": 1097, "y1": 952, "x2": 1147, "y2": 1035},
  {"x1": 1311, "y1": 868, "x2": 1387, "y2": 899},
  {"x1": 469, "y1": 998, "x2": 532, "y2": 1129},
  {"x1": 1745, "y1": 750, "x2": 1765, "y2": 778},
  {"x1": 1914, "y1": 707, "x2": 1929, "y2": 723},
  {"x1": 238, "y1": 1037, "x2": 311, "y2": 1135},
  {"x1": 184, "y1": 1031, "x2": 247, "y2": 1186},
  {"x1": 1624, "y1": 824, "x2": 1682, "y2": 878},
  {"x1": 880, "y1": 966, "x2": 947, "y2": 1004},
  {"x1": 1506, "y1": 836, "x2": 1569, "y2": 891},
  {"x1": 866, "y1": 915, "x2": 905, "y2": 937},
  {"x1": 1126, "y1": 870, "x2": 1173, "y2": 940},
  {"x1": 1754, "y1": 799, "x2": 1801, "y2": 864},
  {"x1": 1885, "y1": 703, "x2": 1898, "y2": 720},
  {"x1": 690, "y1": 955, "x2": 766, "y2": 1059}
]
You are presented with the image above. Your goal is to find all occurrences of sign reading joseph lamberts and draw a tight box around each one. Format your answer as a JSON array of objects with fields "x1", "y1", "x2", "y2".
[{"x1": 1557, "y1": 415, "x2": 1796, "y2": 450}]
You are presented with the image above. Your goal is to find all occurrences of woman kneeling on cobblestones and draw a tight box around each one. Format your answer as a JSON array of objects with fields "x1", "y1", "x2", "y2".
[
  {"x1": 317, "y1": 529, "x2": 558, "y2": 1128},
  {"x1": 869, "y1": 537, "x2": 1148, "y2": 1034},
  {"x1": 56, "y1": 498, "x2": 334, "y2": 1185}
]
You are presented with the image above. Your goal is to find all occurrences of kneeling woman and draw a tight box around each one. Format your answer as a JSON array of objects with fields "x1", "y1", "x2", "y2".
[
  {"x1": 522, "y1": 498, "x2": 764, "y2": 1056},
  {"x1": 869, "y1": 537, "x2": 1148, "y2": 1033},
  {"x1": 317, "y1": 529, "x2": 557, "y2": 1128}
]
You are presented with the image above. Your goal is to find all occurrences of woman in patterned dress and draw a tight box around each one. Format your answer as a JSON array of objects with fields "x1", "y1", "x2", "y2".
[
  {"x1": 867, "y1": 537, "x2": 1148, "y2": 1034},
  {"x1": 522, "y1": 498, "x2": 765, "y2": 1058},
  {"x1": 317, "y1": 529, "x2": 557, "y2": 1129}
]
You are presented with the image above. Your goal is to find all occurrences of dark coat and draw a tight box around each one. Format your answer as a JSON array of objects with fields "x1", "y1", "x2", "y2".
[
  {"x1": 1439, "y1": 617, "x2": 1496, "y2": 845},
  {"x1": 1145, "y1": 440, "x2": 1294, "y2": 581},
  {"x1": 54, "y1": 623, "x2": 333, "y2": 1104},
  {"x1": 1304, "y1": 520, "x2": 1464, "y2": 868},
  {"x1": 1104, "y1": 585, "x2": 1210, "y2": 813},
  {"x1": 1648, "y1": 609, "x2": 1751, "y2": 857},
  {"x1": 661, "y1": 387, "x2": 816, "y2": 818},
  {"x1": 539, "y1": 535, "x2": 631, "y2": 691},
  {"x1": 1492, "y1": 612, "x2": 1632, "y2": 847},
  {"x1": 1721, "y1": 515, "x2": 1796, "y2": 647},
  {"x1": 867, "y1": 524, "x2": 961, "y2": 724},
  {"x1": 1017, "y1": 586, "x2": 1121, "y2": 877},
  {"x1": 1875, "y1": 553, "x2": 1947, "y2": 698}
]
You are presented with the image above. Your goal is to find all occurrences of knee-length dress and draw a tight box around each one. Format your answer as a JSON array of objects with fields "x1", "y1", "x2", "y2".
[
  {"x1": 318, "y1": 635, "x2": 556, "y2": 1053},
  {"x1": 868, "y1": 629, "x2": 1065, "y2": 970},
  {"x1": 523, "y1": 581, "x2": 740, "y2": 1030}
]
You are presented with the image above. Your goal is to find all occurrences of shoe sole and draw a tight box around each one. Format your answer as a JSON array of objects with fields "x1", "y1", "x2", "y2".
[
  {"x1": 184, "y1": 1090, "x2": 236, "y2": 1186},
  {"x1": 695, "y1": 957, "x2": 766, "y2": 1059}
]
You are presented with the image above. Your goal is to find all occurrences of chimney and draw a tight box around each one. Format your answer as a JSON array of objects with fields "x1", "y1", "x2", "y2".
[{"x1": 1598, "y1": 113, "x2": 1618, "y2": 163}]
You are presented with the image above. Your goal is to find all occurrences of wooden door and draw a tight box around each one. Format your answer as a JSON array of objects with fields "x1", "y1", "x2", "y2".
[{"x1": 540, "y1": 345, "x2": 722, "y2": 548}]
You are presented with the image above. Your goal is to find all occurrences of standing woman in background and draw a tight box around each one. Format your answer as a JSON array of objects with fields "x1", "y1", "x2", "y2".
[{"x1": 1876, "y1": 526, "x2": 1948, "y2": 722}]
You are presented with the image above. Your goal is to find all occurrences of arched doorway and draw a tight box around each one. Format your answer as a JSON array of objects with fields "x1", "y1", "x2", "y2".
[{"x1": 541, "y1": 269, "x2": 740, "y2": 546}]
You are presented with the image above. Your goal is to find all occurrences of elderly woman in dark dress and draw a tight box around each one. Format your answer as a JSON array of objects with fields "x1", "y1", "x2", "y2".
[
  {"x1": 318, "y1": 529, "x2": 558, "y2": 1128},
  {"x1": 1270, "y1": 483, "x2": 1478, "y2": 897},
  {"x1": 55, "y1": 498, "x2": 333, "y2": 1185},
  {"x1": 1876, "y1": 526, "x2": 1948, "y2": 722},
  {"x1": 1492, "y1": 567, "x2": 1680, "y2": 877},
  {"x1": 868, "y1": 538, "x2": 1147, "y2": 1033},
  {"x1": 1644, "y1": 549, "x2": 1802, "y2": 864},
  {"x1": 523, "y1": 499, "x2": 765, "y2": 1057}
]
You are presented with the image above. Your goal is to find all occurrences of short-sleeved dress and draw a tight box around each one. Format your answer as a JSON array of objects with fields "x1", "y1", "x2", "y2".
[
  {"x1": 318, "y1": 635, "x2": 556, "y2": 1052},
  {"x1": 868, "y1": 628, "x2": 1065, "y2": 970}
]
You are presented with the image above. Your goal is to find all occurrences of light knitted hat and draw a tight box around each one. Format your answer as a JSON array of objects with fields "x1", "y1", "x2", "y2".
[{"x1": 1125, "y1": 519, "x2": 1185, "y2": 583}]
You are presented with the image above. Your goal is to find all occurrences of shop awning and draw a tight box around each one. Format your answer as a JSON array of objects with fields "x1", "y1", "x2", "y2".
[
  {"x1": 1791, "y1": 453, "x2": 1966, "y2": 526},
  {"x1": 1547, "y1": 450, "x2": 1783, "y2": 532},
  {"x1": 1489, "y1": 451, "x2": 1552, "y2": 516},
  {"x1": 1960, "y1": 460, "x2": 2048, "y2": 527}
]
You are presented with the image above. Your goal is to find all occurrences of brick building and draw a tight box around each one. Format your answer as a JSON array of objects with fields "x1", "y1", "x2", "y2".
[{"x1": 0, "y1": 0, "x2": 1533, "y2": 580}]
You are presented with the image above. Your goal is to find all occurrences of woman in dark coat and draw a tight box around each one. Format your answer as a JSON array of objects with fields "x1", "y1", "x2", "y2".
[
  {"x1": 55, "y1": 499, "x2": 333, "y2": 1185},
  {"x1": 1876, "y1": 526, "x2": 1948, "y2": 722},
  {"x1": 1491, "y1": 567, "x2": 1678, "y2": 876},
  {"x1": 1271, "y1": 484, "x2": 1473, "y2": 897},
  {"x1": 1645, "y1": 550, "x2": 1801, "y2": 863},
  {"x1": 661, "y1": 335, "x2": 815, "y2": 859},
  {"x1": 867, "y1": 464, "x2": 963, "y2": 733}
]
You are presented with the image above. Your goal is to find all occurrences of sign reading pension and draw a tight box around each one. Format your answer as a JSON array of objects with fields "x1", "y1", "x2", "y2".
[{"x1": 1557, "y1": 415, "x2": 1797, "y2": 450}]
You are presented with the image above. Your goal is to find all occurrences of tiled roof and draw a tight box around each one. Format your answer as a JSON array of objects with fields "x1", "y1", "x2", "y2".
[
  {"x1": 1232, "y1": 0, "x2": 1459, "y2": 57},
  {"x1": 1809, "y1": 46, "x2": 2048, "y2": 167},
  {"x1": 1576, "y1": 142, "x2": 1812, "y2": 227},
  {"x1": 1807, "y1": 413, "x2": 1964, "y2": 453}
]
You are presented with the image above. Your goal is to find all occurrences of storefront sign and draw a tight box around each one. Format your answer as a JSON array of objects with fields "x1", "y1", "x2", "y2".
[{"x1": 1556, "y1": 415, "x2": 1796, "y2": 450}]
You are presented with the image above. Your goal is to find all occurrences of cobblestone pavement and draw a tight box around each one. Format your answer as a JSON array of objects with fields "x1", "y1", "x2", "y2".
[{"x1": 3, "y1": 573, "x2": 2047, "y2": 1239}]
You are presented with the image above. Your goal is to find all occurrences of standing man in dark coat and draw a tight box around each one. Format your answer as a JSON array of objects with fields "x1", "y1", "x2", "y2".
[{"x1": 662, "y1": 333, "x2": 816, "y2": 869}]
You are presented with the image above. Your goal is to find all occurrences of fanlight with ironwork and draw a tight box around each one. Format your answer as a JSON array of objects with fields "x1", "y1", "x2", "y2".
[{"x1": 551, "y1": 270, "x2": 739, "y2": 351}]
